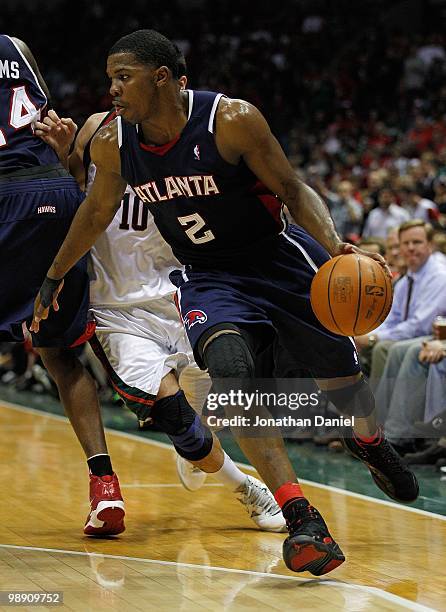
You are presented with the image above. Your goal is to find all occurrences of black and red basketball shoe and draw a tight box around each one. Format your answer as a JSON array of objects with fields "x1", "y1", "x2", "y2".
[
  {"x1": 342, "y1": 428, "x2": 419, "y2": 503},
  {"x1": 84, "y1": 473, "x2": 125, "y2": 536},
  {"x1": 282, "y1": 499, "x2": 345, "y2": 575}
]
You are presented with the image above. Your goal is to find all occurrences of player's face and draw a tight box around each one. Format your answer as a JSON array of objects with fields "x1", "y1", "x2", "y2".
[
  {"x1": 399, "y1": 226, "x2": 432, "y2": 272},
  {"x1": 107, "y1": 52, "x2": 159, "y2": 124}
]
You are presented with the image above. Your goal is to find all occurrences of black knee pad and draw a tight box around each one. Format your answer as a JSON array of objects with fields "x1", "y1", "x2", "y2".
[
  {"x1": 325, "y1": 377, "x2": 375, "y2": 418},
  {"x1": 151, "y1": 391, "x2": 213, "y2": 460},
  {"x1": 203, "y1": 333, "x2": 255, "y2": 380}
]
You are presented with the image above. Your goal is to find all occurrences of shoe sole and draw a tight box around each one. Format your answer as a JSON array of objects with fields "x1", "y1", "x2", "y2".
[
  {"x1": 342, "y1": 441, "x2": 419, "y2": 503},
  {"x1": 84, "y1": 503, "x2": 126, "y2": 537},
  {"x1": 255, "y1": 520, "x2": 288, "y2": 533},
  {"x1": 283, "y1": 535, "x2": 345, "y2": 576},
  {"x1": 369, "y1": 467, "x2": 419, "y2": 503}
]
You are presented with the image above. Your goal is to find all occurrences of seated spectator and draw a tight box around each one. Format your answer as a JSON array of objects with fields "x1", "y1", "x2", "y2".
[
  {"x1": 433, "y1": 175, "x2": 446, "y2": 221},
  {"x1": 374, "y1": 331, "x2": 446, "y2": 458},
  {"x1": 325, "y1": 180, "x2": 364, "y2": 241},
  {"x1": 385, "y1": 227, "x2": 406, "y2": 282},
  {"x1": 399, "y1": 186, "x2": 439, "y2": 223},
  {"x1": 357, "y1": 237, "x2": 386, "y2": 256},
  {"x1": 431, "y1": 230, "x2": 446, "y2": 266},
  {"x1": 362, "y1": 188, "x2": 410, "y2": 239},
  {"x1": 355, "y1": 220, "x2": 446, "y2": 381},
  {"x1": 374, "y1": 335, "x2": 432, "y2": 455}
]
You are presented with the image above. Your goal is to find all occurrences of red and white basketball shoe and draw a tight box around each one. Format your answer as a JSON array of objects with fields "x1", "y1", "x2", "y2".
[{"x1": 84, "y1": 473, "x2": 126, "y2": 536}]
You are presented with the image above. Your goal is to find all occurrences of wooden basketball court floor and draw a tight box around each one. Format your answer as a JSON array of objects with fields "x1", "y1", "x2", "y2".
[{"x1": 0, "y1": 400, "x2": 445, "y2": 611}]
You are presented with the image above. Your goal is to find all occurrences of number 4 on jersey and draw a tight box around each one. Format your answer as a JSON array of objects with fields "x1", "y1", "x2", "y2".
[{"x1": 0, "y1": 85, "x2": 40, "y2": 146}]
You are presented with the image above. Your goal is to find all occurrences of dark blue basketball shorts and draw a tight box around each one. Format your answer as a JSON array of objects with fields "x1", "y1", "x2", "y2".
[
  {"x1": 170, "y1": 225, "x2": 361, "y2": 379},
  {"x1": 0, "y1": 176, "x2": 90, "y2": 347}
]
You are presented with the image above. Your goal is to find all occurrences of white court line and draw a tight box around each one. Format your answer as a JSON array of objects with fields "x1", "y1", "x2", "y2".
[
  {"x1": 1, "y1": 399, "x2": 446, "y2": 522},
  {"x1": 121, "y1": 483, "x2": 223, "y2": 488},
  {"x1": 0, "y1": 544, "x2": 435, "y2": 612}
]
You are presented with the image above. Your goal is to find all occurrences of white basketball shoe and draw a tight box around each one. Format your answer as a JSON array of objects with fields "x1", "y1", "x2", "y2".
[
  {"x1": 176, "y1": 456, "x2": 286, "y2": 532},
  {"x1": 236, "y1": 475, "x2": 287, "y2": 532},
  {"x1": 176, "y1": 454, "x2": 208, "y2": 491}
]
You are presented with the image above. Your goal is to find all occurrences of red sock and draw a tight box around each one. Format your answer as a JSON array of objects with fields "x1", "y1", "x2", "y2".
[
  {"x1": 354, "y1": 428, "x2": 381, "y2": 444},
  {"x1": 274, "y1": 481, "x2": 304, "y2": 508}
]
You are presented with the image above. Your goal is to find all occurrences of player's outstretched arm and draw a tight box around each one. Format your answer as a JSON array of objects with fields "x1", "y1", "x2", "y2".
[
  {"x1": 31, "y1": 122, "x2": 127, "y2": 331},
  {"x1": 35, "y1": 112, "x2": 106, "y2": 189},
  {"x1": 215, "y1": 99, "x2": 386, "y2": 267}
]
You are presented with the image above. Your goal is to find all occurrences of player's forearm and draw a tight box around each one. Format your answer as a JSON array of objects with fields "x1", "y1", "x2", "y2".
[
  {"x1": 282, "y1": 178, "x2": 343, "y2": 255},
  {"x1": 57, "y1": 148, "x2": 70, "y2": 171},
  {"x1": 47, "y1": 201, "x2": 114, "y2": 280}
]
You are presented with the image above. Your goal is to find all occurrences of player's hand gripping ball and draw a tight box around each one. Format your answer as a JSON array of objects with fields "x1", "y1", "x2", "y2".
[{"x1": 310, "y1": 254, "x2": 393, "y2": 336}]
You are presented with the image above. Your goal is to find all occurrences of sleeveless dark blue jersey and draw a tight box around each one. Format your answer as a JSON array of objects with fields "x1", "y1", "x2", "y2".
[
  {"x1": 0, "y1": 34, "x2": 58, "y2": 173},
  {"x1": 118, "y1": 90, "x2": 287, "y2": 266}
]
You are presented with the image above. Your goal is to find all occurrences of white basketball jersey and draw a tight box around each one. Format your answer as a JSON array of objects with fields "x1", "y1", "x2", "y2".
[{"x1": 87, "y1": 163, "x2": 183, "y2": 306}]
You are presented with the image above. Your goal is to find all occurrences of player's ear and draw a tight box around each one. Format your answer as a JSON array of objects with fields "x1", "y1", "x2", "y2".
[{"x1": 154, "y1": 66, "x2": 170, "y2": 87}]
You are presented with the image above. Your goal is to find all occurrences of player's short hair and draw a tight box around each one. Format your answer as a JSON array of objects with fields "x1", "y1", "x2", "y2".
[
  {"x1": 176, "y1": 49, "x2": 187, "y2": 78},
  {"x1": 109, "y1": 29, "x2": 181, "y2": 78},
  {"x1": 398, "y1": 219, "x2": 434, "y2": 241}
]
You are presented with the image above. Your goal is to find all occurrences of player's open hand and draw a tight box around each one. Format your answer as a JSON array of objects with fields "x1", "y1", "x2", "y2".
[
  {"x1": 339, "y1": 242, "x2": 392, "y2": 280},
  {"x1": 34, "y1": 109, "x2": 77, "y2": 156},
  {"x1": 30, "y1": 277, "x2": 65, "y2": 333}
]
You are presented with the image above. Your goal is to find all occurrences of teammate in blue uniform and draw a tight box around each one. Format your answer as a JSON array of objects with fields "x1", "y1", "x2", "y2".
[
  {"x1": 0, "y1": 34, "x2": 126, "y2": 536},
  {"x1": 32, "y1": 30, "x2": 419, "y2": 575}
]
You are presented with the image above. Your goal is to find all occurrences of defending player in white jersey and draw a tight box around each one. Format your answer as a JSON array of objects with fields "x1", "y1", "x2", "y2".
[{"x1": 35, "y1": 77, "x2": 286, "y2": 532}]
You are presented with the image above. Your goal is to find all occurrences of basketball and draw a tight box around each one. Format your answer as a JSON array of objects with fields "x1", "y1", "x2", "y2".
[{"x1": 310, "y1": 254, "x2": 393, "y2": 336}]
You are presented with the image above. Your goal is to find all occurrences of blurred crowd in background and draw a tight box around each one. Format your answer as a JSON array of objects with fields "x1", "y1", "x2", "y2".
[
  {"x1": 3, "y1": 0, "x2": 446, "y2": 236},
  {"x1": 2, "y1": 0, "x2": 446, "y2": 475}
]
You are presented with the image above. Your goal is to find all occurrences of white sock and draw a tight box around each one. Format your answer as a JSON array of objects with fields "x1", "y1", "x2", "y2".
[{"x1": 212, "y1": 452, "x2": 247, "y2": 491}]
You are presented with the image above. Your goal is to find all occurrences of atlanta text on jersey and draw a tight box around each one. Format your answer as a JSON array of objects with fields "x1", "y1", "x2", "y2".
[{"x1": 134, "y1": 174, "x2": 220, "y2": 203}]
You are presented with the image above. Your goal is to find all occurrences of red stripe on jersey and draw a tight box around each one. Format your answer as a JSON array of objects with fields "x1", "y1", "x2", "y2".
[
  {"x1": 173, "y1": 291, "x2": 183, "y2": 324},
  {"x1": 103, "y1": 109, "x2": 118, "y2": 126},
  {"x1": 70, "y1": 320, "x2": 97, "y2": 348},
  {"x1": 109, "y1": 381, "x2": 155, "y2": 406},
  {"x1": 140, "y1": 134, "x2": 180, "y2": 156},
  {"x1": 251, "y1": 180, "x2": 284, "y2": 229}
]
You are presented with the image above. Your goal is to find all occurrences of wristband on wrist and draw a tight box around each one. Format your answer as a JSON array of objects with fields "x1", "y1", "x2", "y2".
[{"x1": 39, "y1": 275, "x2": 63, "y2": 309}]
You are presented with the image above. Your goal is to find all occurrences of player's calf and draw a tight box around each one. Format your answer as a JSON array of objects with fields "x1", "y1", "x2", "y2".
[{"x1": 151, "y1": 390, "x2": 220, "y2": 467}]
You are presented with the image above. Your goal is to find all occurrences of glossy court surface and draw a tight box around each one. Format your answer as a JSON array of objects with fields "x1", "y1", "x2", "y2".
[{"x1": 0, "y1": 400, "x2": 445, "y2": 611}]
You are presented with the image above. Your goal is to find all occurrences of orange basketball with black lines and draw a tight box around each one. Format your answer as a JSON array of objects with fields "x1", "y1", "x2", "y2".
[{"x1": 310, "y1": 254, "x2": 393, "y2": 336}]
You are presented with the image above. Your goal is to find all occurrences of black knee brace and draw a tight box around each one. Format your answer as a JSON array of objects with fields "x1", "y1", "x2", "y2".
[
  {"x1": 203, "y1": 332, "x2": 255, "y2": 380},
  {"x1": 151, "y1": 391, "x2": 213, "y2": 460},
  {"x1": 325, "y1": 377, "x2": 375, "y2": 418}
]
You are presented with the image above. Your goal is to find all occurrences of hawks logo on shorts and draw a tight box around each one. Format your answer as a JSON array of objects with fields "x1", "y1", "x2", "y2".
[{"x1": 183, "y1": 309, "x2": 208, "y2": 329}]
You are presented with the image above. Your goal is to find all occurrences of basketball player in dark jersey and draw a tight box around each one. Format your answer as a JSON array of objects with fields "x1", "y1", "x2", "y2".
[
  {"x1": 0, "y1": 34, "x2": 126, "y2": 536},
  {"x1": 32, "y1": 30, "x2": 419, "y2": 575}
]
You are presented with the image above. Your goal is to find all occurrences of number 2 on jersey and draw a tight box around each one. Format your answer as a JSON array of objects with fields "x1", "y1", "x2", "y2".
[{"x1": 178, "y1": 213, "x2": 215, "y2": 244}]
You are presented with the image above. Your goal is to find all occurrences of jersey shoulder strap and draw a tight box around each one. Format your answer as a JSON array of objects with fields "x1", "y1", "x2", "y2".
[
  {"x1": 188, "y1": 90, "x2": 225, "y2": 134},
  {"x1": 82, "y1": 109, "x2": 117, "y2": 173}
]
